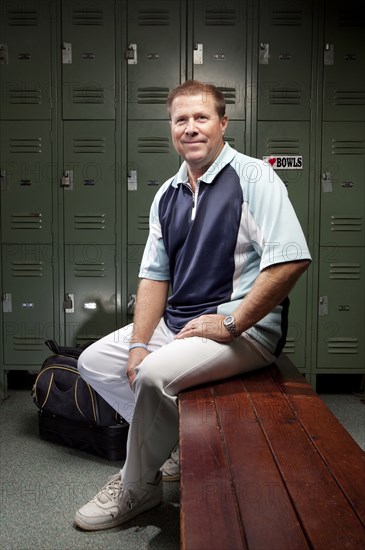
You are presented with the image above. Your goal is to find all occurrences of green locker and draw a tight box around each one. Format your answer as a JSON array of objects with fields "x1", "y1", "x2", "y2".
[
  {"x1": 223, "y1": 121, "x2": 245, "y2": 152},
  {"x1": 1, "y1": 243, "x2": 54, "y2": 365},
  {"x1": 320, "y1": 122, "x2": 364, "y2": 247},
  {"x1": 126, "y1": 0, "x2": 183, "y2": 120},
  {"x1": 126, "y1": 244, "x2": 145, "y2": 321},
  {"x1": 63, "y1": 244, "x2": 117, "y2": 345},
  {"x1": 1, "y1": 121, "x2": 53, "y2": 243},
  {"x1": 323, "y1": 0, "x2": 365, "y2": 122},
  {"x1": 192, "y1": 0, "x2": 246, "y2": 120},
  {"x1": 317, "y1": 246, "x2": 365, "y2": 370},
  {"x1": 62, "y1": 0, "x2": 116, "y2": 120},
  {"x1": 0, "y1": 0, "x2": 52, "y2": 120},
  {"x1": 127, "y1": 121, "x2": 179, "y2": 244},
  {"x1": 63, "y1": 120, "x2": 116, "y2": 244},
  {"x1": 256, "y1": 121, "x2": 310, "y2": 236},
  {"x1": 257, "y1": 0, "x2": 313, "y2": 121}
]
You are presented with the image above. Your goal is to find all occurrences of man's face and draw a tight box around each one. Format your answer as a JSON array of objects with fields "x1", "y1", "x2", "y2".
[{"x1": 169, "y1": 93, "x2": 228, "y2": 175}]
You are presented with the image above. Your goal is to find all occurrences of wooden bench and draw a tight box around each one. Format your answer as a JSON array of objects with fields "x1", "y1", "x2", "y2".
[{"x1": 179, "y1": 355, "x2": 365, "y2": 550}]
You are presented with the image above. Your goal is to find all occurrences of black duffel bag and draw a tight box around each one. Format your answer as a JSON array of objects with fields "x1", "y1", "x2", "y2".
[{"x1": 32, "y1": 340, "x2": 129, "y2": 461}]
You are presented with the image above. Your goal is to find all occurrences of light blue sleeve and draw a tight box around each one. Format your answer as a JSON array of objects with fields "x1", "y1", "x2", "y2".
[
  {"x1": 138, "y1": 182, "x2": 171, "y2": 281},
  {"x1": 242, "y1": 157, "x2": 311, "y2": 270}
]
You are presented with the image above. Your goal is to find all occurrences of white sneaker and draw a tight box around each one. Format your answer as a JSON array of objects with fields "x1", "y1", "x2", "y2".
[
  {"x1": 74, "y1": 471, "x2": 163, "y2": 531},
  {"x1": 161, "y1": 444, "x2": 180, "y2": 482}
]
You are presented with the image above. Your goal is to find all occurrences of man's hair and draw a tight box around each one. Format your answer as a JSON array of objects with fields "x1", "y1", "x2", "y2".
[{"x1": 167, "y1": 80, "x2": 226, "y2": 119}]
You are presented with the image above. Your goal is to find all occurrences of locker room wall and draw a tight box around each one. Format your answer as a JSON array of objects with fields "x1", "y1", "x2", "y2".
[{"x1": 0, "y1": 0, "x2": 364, "y2": 390}]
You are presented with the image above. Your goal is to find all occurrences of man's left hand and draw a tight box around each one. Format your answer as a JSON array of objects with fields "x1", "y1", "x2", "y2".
[{"x1": 175, "y1": 314, "x2": 234, "y2": 343}]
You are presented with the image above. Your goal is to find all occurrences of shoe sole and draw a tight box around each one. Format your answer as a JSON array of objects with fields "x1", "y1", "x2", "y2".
[{"x1": 74, "y1": 497, "x2": 162, "y2": 531}]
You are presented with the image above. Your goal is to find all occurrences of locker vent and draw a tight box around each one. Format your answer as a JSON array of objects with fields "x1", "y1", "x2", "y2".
[
  {"x1": 74, "y1": 214, "x2": 106, "y2": 231},
  {"x1": 204, "y1": 9, "x2": 236, "y2": 26},
  {"x1": 269, "y1": 88, "x2": 301, "y2": 105},
  {"x1": 9, "y1": 137, "x2": 42, "y2": 154},
  {"x1": 138, "y1": 215, "x2": 149, "y2": 232},
  {"x1": 217, "y1": 87, "x2": 236, "y2": 105},
  {"x1": 8, "y1": 89, "x2": 42, "y2": 105},
  {"x1": 74, "y1": 262, "x2": 106, "y2": 277},
  {"x1": 338, "y1": 10, "x2": 365, "y2": 27},
  {"x1": 225, "y1": 136, "x2": 236, "y2": 149},
  {"x1": 332, "y1": 91, "x2": 365, "y2": 107},
  {"x1": 7, "y1": 10, "x2": 38, "y2": 26},
  {"x1": 73, "y1": 138, "x2": 106, "y2": 154},
  {"x1": 330, "y1": 216, "x2": 363, "y2": 232},
  {"x1": 327, "y1": 338, "x2": 358, "y2": 354},
  {"x1": 72, "y1": 10, "x2": 103, "y2": 25},
  {"x1": 266, "y1": 138, "x2": 300, "y2": 155},
  {"x1": 137, "y1": 88, "x2": 169, "y2": 104},
  {"x1": 282, "y1": 337, "x2": 295, "y2": 354},
  {"x1": 331, "y1": 139, "x2": 365, "y2": 155},
  {"x1": 13, "y1": 337, "x2": 44, "y2": 351},
  {"x1": 329, "y1": 263, "x2": 361, "y2": 279},
  {"x1": 137, "y1": 137, "x2": 169, "y2": 153},
  {"x1": 72, "y1": 87, "x2": 104, "y2": 104},
  {"x1": 137, "y1": 9, "x2": 169, "y2": 26},
  {"x1": 11, "y1": 213, "x2": 42, "y2": 230},
  {"x1": 271, "y1": 10, "x2": 303, "y2": 26},
  {"x1": 11, "y1": 262, "x2": 43, "y2": 277}
]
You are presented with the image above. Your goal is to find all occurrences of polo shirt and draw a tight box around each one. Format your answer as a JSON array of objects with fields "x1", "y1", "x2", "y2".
[{"x1": 139, "y1": 143, "x2": 311, "y2": 356}]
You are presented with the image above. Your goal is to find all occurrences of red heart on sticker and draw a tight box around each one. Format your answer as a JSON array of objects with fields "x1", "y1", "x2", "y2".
[{"x1": 268, "y1": 157, "x2": 276, "y2": 166}]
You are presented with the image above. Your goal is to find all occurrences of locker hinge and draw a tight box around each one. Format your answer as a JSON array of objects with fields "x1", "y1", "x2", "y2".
[
  {"x1": 62, "y1": 42, "x2": 72, "y2": 64},
  {"x1": 324, "y1": 44, "x2": 334, "y2": 65},
  {"x1": 0, "y1": 44, "x2": 9, "y2": 64},
  {"x1": 64, "y1": 293, "x2": 74, "y2": 313},
  {"x1": 259, "y1": 43, "x2": 269, "y2": 65},
  {"x1": 126, "y1": 43, "x2": 137, "y2": 64},
  {"x1": 193, "y1": 43, "x2": 203, "y2": 65},
  {"x1": 61, "y1": 170, "x2": 73, "y2": 190}
]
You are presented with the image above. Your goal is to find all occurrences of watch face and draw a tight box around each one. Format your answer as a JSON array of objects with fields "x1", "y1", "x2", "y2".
[{"x1": 224, "y1": 316, "x2": 234, "y2": 326}]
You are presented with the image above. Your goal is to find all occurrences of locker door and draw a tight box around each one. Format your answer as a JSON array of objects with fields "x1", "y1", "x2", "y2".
[
  {"x1": 64, "y1": 244, "x2": 117, "y2": 346},
  {"x1": 320, "y1": 122, "x2": 364, "y2": 247},
  {"x1": 258, "y1": 0, "x2": 313, "y2": 121},
  {"x1": 323, "y1": 0, "x2": 365, "y2": 122},
  {"x1": 192, "y1": 0, "x2": 247, "y2": 120},
  {"x1": 126, "y1": 244, "x2": 145, "y2": 322},
  {"x1": 127, "y1": 121, "x2": 179, "y2": 244},
  {"x1": 317, "y1": 247, "x2": 365, "y2": 370},
  {"x1": 282, "y1": 275, "x2": 308, "y2": 371},
  {"x1": 127, "y1": 0, "x2": 183, "y2": 120},
  {"x1": 257, "y1": 121, "x2": 310, "y2": 236},
  {"x1": 224, "y1": 121, "x2": 245, "y2": 153},
  {"x1": 63, "y1": 121, "x2": 116, "y2": 244},
  {"x1": 1, "y1": 244, "x2": 54, "y2": 365},
  {"x1": 0, "y1": 0, "x2": 52, "y2": 120},
  {"x1": 1, "y1": 121, "x2": 53, "y2": 243},
  {"x1": 62, "y1": 0, "x2": 116, "y2": 119}
]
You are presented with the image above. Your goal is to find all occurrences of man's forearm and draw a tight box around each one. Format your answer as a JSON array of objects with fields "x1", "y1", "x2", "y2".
[
  {"x1": 234, "y1": 260, "x2": 310, "y2": 335},
  {"x1": 131, "y1": 278, "x2": 170, "y2": 344}
]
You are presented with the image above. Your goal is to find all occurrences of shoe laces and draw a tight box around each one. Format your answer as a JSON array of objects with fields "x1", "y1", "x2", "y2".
[{"x1": 95, "y1": 473, "x2": 123, "y2": 503}]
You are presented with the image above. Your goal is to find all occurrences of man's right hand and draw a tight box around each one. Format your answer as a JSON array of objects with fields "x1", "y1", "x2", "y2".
[{"x1": 126, "y1": 347, "x2": 150, "y2": 388}]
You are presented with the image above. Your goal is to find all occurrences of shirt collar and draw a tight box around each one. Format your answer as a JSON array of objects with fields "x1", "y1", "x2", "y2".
[{"x1": 172, "y1": 143, "x2": 237, "y2": 188}]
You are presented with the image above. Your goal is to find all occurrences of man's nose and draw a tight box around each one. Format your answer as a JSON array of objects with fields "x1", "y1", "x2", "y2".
[{"x1": 185, "y1": 119, "x2": 198, "y2": 135}]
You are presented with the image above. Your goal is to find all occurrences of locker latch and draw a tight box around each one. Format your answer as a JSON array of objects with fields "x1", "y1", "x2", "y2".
[
  {"x1": 2, "y1": 293, "x2": 12, "y2": 313},
  {"x1": 64, "y1": 293, "x2": 74, "y2": 313},
  {"x1": 61, "y1": 170, "x2": 73, "y2": 190},
  {"x1": 1, "y1": 170, "x2": 9, "y2": 190},
  {"x1": 127, "y1": 294, "x2": 136, "y2": 315},
  {"x1": 319, "y1": 296, "x2": 328, "y2": 316},
  {"x1": 324, "y1": 44, "x2": 334, "y2": 65},
  {"x1": 0, "y1": 44, "x2": 9, "y2": 64},
  {"x1": 193, "y1": 43, "x2": 203, "y2": 65},
  {"x1": 126, "y1": 43, "x2": 137, "y2": 64},
  {"x1": 321, "y1": 172, "x2": 333, "y2": 193},
  {"x1": 259, "y1": 43, "x2": 269, "y2": 65},
  {"x1": 62, "y1": 42, "x2": 72, "y2": 64}
]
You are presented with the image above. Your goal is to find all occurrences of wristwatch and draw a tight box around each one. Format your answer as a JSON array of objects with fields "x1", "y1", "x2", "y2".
[{"x1": 223, "y1": 315, "x2": 239, "y2": 337}]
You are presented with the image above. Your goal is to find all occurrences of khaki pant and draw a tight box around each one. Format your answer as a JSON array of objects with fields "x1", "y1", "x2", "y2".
[{"x1": 78, "y1": 318, "x2": 275, "y2": 487}]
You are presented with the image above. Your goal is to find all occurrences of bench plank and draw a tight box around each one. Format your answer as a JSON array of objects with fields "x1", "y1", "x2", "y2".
[
  {"x1": 179, "y1": 385, "x2": 247, "y2": 550},
  {"x1": 271, "y1": 356, "x2": 365, "y2": 527},
  {"x1": 180, "y1": 359, "x2": 365, "y2": 550}
]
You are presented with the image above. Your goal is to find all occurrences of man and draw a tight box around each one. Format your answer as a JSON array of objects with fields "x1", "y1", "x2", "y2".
[{"x1": 74, "y1": 80, "x2": 311, "y2": 530}]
